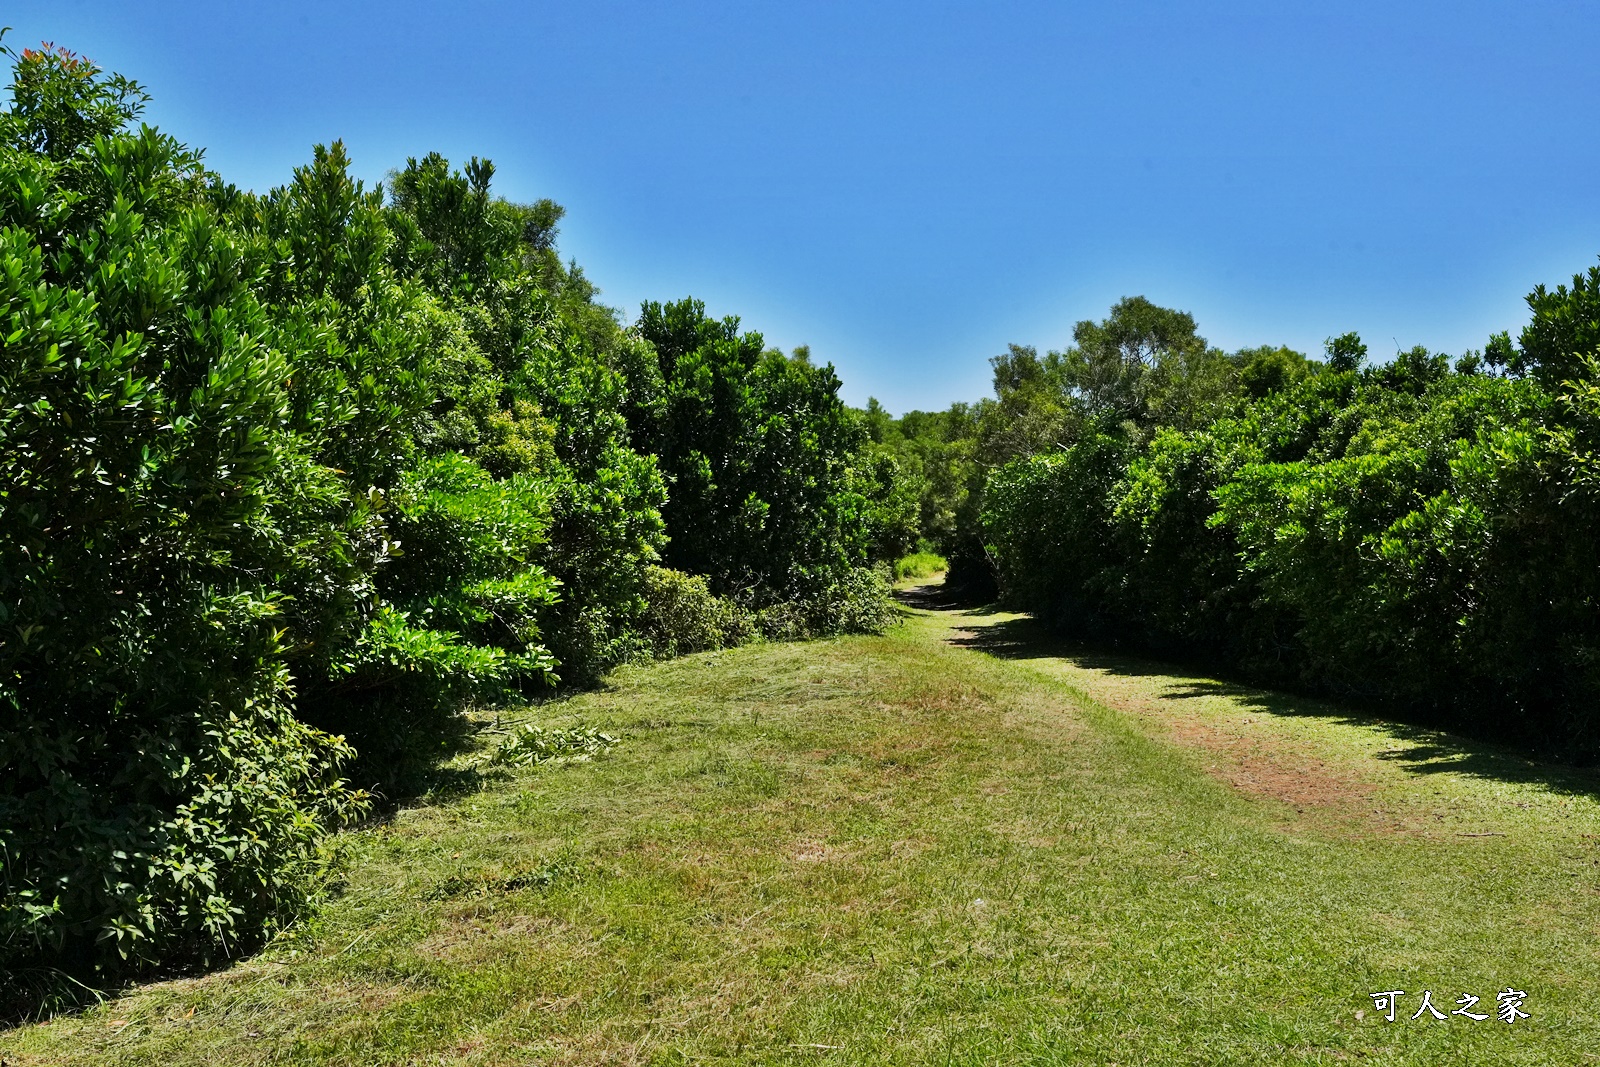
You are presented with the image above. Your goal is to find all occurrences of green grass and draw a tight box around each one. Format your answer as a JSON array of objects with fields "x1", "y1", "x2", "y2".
[
  {"x1": 893, "y1": 551, "x2": 948, "y2": 581},
  {"x1": 4, "y1": 589, "x2": 1599, "y2": 1065}
]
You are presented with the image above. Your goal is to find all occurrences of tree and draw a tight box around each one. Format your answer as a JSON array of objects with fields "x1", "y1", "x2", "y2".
[
  {"x1": 1517, "y1": 259, "x2": 1600, "y2": 387},
  {"x1": 978, "y1": 344, "x2": 1082, "y2": 461},
  {"x1": 1235, "y1": 344, "x2": 1318, "y2": 398},
  {"x1": 0, "y1": 42, "x2": 365, "y2": 992},
  {"x1": 1324, "y1": 331, "x2": 1367, "y2": 373},
  {"x1": 382, "y1": 151, "x2": 669, "y2": 685},
  {"x1": 1061, "y1": 296, "x2": 1207, "y2": 424},
  {"x1": 633, "y1": 298, "x2": 871, "y2": 604}
]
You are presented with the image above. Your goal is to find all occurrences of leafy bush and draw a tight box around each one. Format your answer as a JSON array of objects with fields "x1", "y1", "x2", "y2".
[
  {"x1": 0, "y1": 43, "x2": 368, "y2": 998},
  {"x1": 638, "y1": 566, "x2": 754, "y2": 659},
  {"x1": 382, "y1": 152, "x2": 669, "y2": 686},
  {"x1": 852, "y1": 445, "x2": 923, "y2": 562},
  {"x1": 0, "y1": 38, "x2": 943, "y2": 1001},
  {"x1": 301, "y1": 453, "x2": 563, "y2": 786},
  {"x1": 811, "y1": 565, "x2": 897, "y2": 635},
  {"x1": 484, "y1": 724, "x2": 620, "y2": 768},
  {"x1": 632, "y1": 299, "x2": 876, "y2": 609},
  {"x1": 983, "y1": 434, "x2": 1132, "y2": 633},
  {"x1": 754, "y1": 566, "x2": 898, "y2": 639},
  {"x1": 0, "y1": 44, "x2": 634, "y2": 997}
]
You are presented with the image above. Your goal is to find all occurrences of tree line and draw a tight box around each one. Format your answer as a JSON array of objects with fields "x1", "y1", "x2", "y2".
[
  {"x1": 868, "y1": 267, "x2": 1600, "y2": 758},
  {"x1": 0, "y1": 43, "x2": 896, "y2": 1007}
]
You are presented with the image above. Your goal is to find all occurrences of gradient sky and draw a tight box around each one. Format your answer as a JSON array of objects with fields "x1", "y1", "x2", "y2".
[{"x1": 9, "y1": 1, "x2": 1600, "y2": 412}]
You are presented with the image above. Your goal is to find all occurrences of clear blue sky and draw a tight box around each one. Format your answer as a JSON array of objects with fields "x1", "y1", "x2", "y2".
[{"x1": 10, "y1": 1, "x2": 1600, "y2": 413}]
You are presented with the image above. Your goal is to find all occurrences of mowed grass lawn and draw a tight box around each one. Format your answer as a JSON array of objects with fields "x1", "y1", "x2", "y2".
[{"x1": 5, "y1": 584, "x2": 1600, "y2": 1066}]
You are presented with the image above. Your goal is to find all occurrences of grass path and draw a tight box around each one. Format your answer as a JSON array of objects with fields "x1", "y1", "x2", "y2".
[{"x1": 5, "y1": 584, "x2": 1599, "y2": 1065}]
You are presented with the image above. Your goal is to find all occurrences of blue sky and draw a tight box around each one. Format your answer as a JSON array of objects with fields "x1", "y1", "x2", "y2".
[{"x1": 9, "y1": 1, "x2": 1600, "y2": 412}]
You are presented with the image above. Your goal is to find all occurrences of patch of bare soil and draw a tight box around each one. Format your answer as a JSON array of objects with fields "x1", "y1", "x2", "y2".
[
  {"x1": 1159, "y1": 712, "x2": 1374, "y2": 813},
  {"x1": 943, "y1": 614, "x2": 1393, "y2": 830}
]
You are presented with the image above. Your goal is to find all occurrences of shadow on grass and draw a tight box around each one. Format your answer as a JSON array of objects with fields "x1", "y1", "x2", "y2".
[
  {"x1": 894, "y1": 581, "x2": 1007, "y2": 615},
  {"x1": 946, "y1": 604, "x2": 1600, "y2": 804}
]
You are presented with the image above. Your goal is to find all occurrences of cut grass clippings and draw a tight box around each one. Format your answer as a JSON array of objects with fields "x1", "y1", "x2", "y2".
[{"x1": 3, "y1": 584, "x2": 1598, "y2": 1065}]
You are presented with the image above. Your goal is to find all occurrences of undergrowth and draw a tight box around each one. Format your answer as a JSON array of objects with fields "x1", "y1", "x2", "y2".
[{"x1": 893, "y1": 551, "x2": 948, "y2": 580}]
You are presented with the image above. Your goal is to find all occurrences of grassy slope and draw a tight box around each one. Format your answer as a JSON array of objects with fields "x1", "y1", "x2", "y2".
[{"x1": 4, "y1": 588, "x2": 1598, "y2": 1065}]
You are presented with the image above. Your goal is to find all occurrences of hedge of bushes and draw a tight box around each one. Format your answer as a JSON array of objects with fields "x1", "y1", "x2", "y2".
[
  {"x1": 983, "y1": 281, "x2": 1600, "y2": 752},
  {"x1": 0, "y1": 43, "x2": 895, "y2": 1007}
]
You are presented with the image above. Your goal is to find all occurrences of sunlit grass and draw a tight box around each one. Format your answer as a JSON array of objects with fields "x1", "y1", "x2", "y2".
[
  {"x1": 893, "y1": 551, "x2": 948, "y2": 581},
  {"x1": 4, "y1": 592, "x2": 1598, "y2": 1065}
]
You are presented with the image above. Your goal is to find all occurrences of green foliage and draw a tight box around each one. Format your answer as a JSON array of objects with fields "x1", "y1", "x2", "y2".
[
  {"x1": 881, "y1": 404, "x2": 982, "y2": 556},
  {"x1": 811, "y1": 565, "x2": 897, "y2": 636},
  {"x1": 0, "y1": 42, "x2": 368, "y2": 995},
  {"x1": 1324, "y1": 330, "x2": 1368, "y2": 373},
  {"x1": 0, "y1": 38, "x2": 913, "y2": 1000},
  {"x1": 207, "y1": 142, "x2": 580, "y2": 784},
  {"x1": 383, "y1": 152, "x2": 669, "y2": 686},
  {"x1": 1056, "y1": 296, "x2": 1236, "y2": 429},
  {"x1": 867, "y1": 298, "x2": 1281, "y2": 601},
  {"x1": 981, "y1": 344, "x2": 1084, "y2": 458},
  {"x1": 632, "y1": 298, "x2": 877, "y2": 612},
  {"x1": 894, "y1": 551, "x2": 949, "y2": 581},
  {"x1": 1234, "y1": 344, "x2": 1320, "y2": 399},
  {"x1": 982, "y1": 434, "x2": 1134, "y2": 632},
  {"x1": 983, "y1": 279, "x2": 1600, "y2": 749},
  {"x1": 0, "y1": 42, "x2": 669, "y2": 999},
  {"x1": 750, "y1": 566, "x2": 897, "y2": 640},
  {"x1": 849, "y1": 437, "x2": 923, "y2": 562},
  {"x1": 1516, "y1": 259, "x2": 1600, "y2": 386},
  {"x1": 638, "y1": 565, "x2": 755, "y2": 659},
  {"x1": 484, "y1": 723, "x2": 620, "y2": 768}
]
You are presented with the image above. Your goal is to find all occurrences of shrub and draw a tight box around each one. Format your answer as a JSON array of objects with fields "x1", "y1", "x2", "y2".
[
  {"x1": 297, "y1": 453, "x2": 563, "y2": 787},
  {"x1": 754, "y1": 566, "x2": 897, "y2": 639},
  {"x1": 638, "y1": 566, "x2": 754, "y2": 659},
  {"x1": 484, "y1": 723, "x2": 620, "y2": 768},
  {"x1": 0, "y1": 43, "x2": 368, "y2": 998},
  {"x1": 632, "y1": 299, "x2": 874, "y2": 606},
  {"x1": 980, "y1": 282, "x2": 1600, "y2": 752},
  {"x1": 983, "y1": 434, "x2": 1131, "y2": 631},
  {"x1": 813, "y1": 565, "x2": 897, "y2": 634},
  {"x1": 383, "y1": 153, "x2": 669, "y2": 687}
]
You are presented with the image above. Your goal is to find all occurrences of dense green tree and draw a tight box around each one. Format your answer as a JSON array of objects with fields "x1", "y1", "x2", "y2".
[
  {"x1": 381, "y1": 152, "x2": 669, "y2": 685},
  {"x1": 1060, "y1": 296, "x2": 1209, "y2": 425},
  {"x1": 632, "y1": 298, "x2": 872, "y2": 605},
  {"x1": 1234, "y1": 344, "x2": 1319, "y2": 399},
  {"x1": 1515, "y1": 259, "x2": 1600, "y2": 387},
  {"x1": 890, "y1": 404, "x2": 982, "y2": 554},
  {"x1": 0, "y1": 46, "x2": 663, "y2": 997},
  {"x1": 1324, "y1": 331, "x2": 1368, "y2": 373},
  {"x1": 979, "y1": 344, "x2": 1083, "y2": 459},
  {"x1": 874, "y1": 298, "x2": 1242, "y2": 596},
  {"x1": 0, "y1": 38, "x2": 901, "y2": 1003},
  {"x1": 0, "y1": 44, "x2": 368, "y2": 995}
]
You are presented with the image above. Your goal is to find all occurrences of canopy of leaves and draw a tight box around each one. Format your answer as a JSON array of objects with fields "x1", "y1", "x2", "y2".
[
  {"x1": 0, "y1": 38, "x2": 903, "y2": 1006},
  {"x1": 632, "y1": 298, "x2": 873, "y2": 604},
  {"x1": 981, "y1": 275, "x2": 1600, "y2": 752}
]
